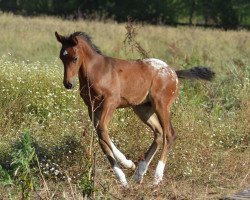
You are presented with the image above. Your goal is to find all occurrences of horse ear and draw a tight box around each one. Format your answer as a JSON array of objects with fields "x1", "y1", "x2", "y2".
[
  {"x1": 55, "y1": 31, "x2": 64, "y2": 43},
  {"x1": 70, "y1": 35, "x2": 78, "y2": 46}
]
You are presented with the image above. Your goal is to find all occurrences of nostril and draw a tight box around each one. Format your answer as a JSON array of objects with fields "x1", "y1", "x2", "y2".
[
  {"x1": 68, "y1": 82, "x2": 72, "y2": 89},
  {"x1": 64, "y1": 82, "x2": 73, "y2": 89}
]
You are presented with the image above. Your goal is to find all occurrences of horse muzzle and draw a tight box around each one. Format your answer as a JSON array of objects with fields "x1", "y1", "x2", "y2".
[
  {"x1": 63, "y1": 75, "x2": 77, "y2": 90},
  {"x1": 64, "y1": 81, "x2": 73, "y2": 89},
  {"x1": 64, "y1": 78, "x2": 78, "y2": 89}
]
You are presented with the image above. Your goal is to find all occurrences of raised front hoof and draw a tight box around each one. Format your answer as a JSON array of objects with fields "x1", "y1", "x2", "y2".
[
  {"x1": 130, "y1": 162, "x2": 136, "y2": 170},
  {"x1": 124, "y1": 160, "x2": 136, "y2": 170},
  {"x1": 120, "y1": 181, "x2": 129, "y2": 189}
]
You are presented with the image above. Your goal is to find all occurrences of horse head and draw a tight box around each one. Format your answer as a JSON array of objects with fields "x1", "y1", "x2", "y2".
[{"x1": 55, "y1": 31, "x2": 82, "y2": 89}]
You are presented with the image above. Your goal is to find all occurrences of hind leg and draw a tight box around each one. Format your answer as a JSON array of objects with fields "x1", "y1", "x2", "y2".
[
  {"x1": 152, "y1": 102, "x2": 177, "y2": 185},
  {"x1": 133, "y1": 103, "x2": 163, "y2": 183},
  {"x1": 148, "y1": 69, "x2": 179, "y2": 185}
]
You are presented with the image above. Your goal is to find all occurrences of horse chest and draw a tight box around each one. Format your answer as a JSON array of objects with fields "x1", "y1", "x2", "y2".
[{"x1": 79, "y1": 84, "x2": 103, "y2": 108}]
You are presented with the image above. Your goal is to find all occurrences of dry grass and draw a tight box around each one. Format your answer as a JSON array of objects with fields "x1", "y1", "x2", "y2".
[{"x1": 0, "y1": 13, "x2": 249, "y2": 199}]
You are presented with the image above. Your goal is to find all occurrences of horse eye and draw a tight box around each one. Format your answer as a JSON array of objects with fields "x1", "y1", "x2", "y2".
[{"x1": 72, "y1": 57, "x2": 77, "y2": 63}]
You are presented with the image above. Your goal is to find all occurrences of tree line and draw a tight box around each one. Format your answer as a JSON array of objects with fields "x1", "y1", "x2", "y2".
[{"x1": 0, "y1": 0, "x2": 250, "y2": 29}]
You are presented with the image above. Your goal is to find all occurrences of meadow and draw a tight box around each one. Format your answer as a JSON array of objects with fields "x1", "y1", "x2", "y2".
[{"x1": 0, "y1": 13, "x2": 249, "y2": 199}]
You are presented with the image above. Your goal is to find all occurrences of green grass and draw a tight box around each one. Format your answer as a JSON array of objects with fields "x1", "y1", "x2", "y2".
[{"x1": 0, "y1": 13, "x2": 249, "y2": 199}]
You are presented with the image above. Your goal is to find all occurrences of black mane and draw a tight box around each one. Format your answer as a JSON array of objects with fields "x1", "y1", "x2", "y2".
[{"x1": 69, "y1": 32, "x2": 102, "y2": 55}]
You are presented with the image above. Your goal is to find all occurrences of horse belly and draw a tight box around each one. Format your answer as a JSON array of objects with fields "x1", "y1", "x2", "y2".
[
  {"x1": 116, "y1": 60, "x2": 155, "y2": 107},
  {"x1": 119, "y1": 82, "x2": 151, "y2": 107}
]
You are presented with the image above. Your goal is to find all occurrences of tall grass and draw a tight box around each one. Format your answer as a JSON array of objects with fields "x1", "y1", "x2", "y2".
[{"x1": 0, "y1": 13, "x2": 249, "y2": 199}]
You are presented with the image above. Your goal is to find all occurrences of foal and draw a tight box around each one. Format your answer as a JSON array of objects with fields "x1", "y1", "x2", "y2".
[{"x1": 55, "y1": 31, "x2": 214, "y2": 187}]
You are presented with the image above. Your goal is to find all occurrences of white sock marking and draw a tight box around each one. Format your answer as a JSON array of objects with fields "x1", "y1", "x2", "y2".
[
  {"x1": 135, "y1": 160, "x2": 148, "y2": 182},
  {"x1": 111, "y1": 142, "x2": 135, "y2": 169},
  {"x1": 154, "y1": 161, "x2": 165, "y2": 185},
  {"x1": 113, "y1": 165, "x2": 128, "y2": 187}
]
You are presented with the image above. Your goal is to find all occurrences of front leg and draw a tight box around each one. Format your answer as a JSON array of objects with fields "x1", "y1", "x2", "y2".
[{"x1": 91, "y1": 100, "x2": 131, "y2": 187}]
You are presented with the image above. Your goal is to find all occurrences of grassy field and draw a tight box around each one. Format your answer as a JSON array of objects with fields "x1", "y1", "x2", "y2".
[{"x1": 0, "y1": 13, "x2": 249, "y2": 199}]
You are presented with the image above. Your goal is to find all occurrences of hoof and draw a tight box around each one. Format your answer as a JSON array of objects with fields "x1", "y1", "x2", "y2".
[
  {"x1": 136, "y1": 178, "x2": 143, "y2": 184},
  {"x1": 134, "y1": 173, "x2": 144, "y2": 184},
  {"x1": 131, "y1": 162, "x2": 136, "y2": 170},
  {"x1": 153, "y1": 178, "x2": 162, "y2": 186},
  {"x1": 134, "y1": 160, "x2": 148, "y2": 184},
  {"x1": 120, "y1": 180, "x2": 129, "y2": 188}
]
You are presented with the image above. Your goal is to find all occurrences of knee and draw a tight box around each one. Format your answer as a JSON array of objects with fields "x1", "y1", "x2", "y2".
[
  {"x1": 170, "y1": 122, "x2": 177, "y2": 142},
  {"x1": 170, "y1": 128, "x2": 177, "y2": 143},
  {"x1": 96, "y1": 124, "x2": 108, "y2": 135},
  {"x1": 171, "y1": 133, "x2": 177, "y2": 142},
  {"x1": 166, "y1": 134, "x2": 176, "y2": 145}
]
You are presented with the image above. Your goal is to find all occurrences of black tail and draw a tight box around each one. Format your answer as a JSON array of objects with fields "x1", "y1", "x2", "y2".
[{"x1": 175, "y1": 66, "x2": 215, "y2": 81}]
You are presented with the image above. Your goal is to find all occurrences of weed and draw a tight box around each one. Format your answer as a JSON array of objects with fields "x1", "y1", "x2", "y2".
[
  {"x1": 0, "y1": 131, "x2": 36, "y2": 199},
  {"x1": 11, "y1": 131, "x2": 36, "y2": 200},
  {"x1": 79, "y1": 159, "x2": 95, "y2": 197},
  {"x1": 0, "y1": 165, "x2": 13, "y2": 186},
  {"x1": 123, "y1": 16, "x2": 150, "y2": 58}
]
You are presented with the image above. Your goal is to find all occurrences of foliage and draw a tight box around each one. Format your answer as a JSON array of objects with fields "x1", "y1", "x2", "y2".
[
  {"x1": 79, "y1": 160, "x2": 95, "y2": 197},
  {"x1": 0, "y1": 165, "x2": 13, "y2": 186},
  {"x1": 11, "y1": 131, "x2": 36, "y2": 200},
  {"x1": 0, "y1": 0, "x2": 250, "y2": 29},
  {"x1": 0, "y1": 131, "x2": 36, "y2": 199}
]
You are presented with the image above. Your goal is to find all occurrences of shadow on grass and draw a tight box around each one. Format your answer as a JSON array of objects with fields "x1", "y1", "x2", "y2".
[{"x1": 0, "y1": 135, "x2": 87, "y2": 181}]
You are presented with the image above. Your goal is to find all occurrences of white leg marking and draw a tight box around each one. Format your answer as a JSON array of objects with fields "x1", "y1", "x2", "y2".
[
  {"x1": 134, "y1": 160, "x2": 148, "y2": 183},
  {"x1": 147, "y1": 113, "x2": 163, "y2": 135},
  {"x1": 111, "y1": 142, "x2": 135, "y2": 169},
  {"x1": 154, "y1": 161, "x2": 165, "y2": 185},
  {"x1": 113, "y1": 164, "x2": 128, "y2": 187}
]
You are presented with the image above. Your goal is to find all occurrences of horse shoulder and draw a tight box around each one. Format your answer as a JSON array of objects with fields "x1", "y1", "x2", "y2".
[{"x1": 87, "y1": 57, "x2": 120, "y2": 96}]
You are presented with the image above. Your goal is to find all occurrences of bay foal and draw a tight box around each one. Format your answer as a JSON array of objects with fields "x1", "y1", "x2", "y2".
[{"x1": 55, "y1": 31, "x2": 214, "y2": 187}]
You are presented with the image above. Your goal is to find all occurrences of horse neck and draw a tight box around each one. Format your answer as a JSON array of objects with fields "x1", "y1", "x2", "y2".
[
  {"x1": 78, "y1": 52, "x2": 104, "y2": 107},
  {"x1": 80, "y1": 41, "x2": 97, "y2": 67},
  {"x1": 78, "y1": 41, "x2": 103, "y2": 88}
]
